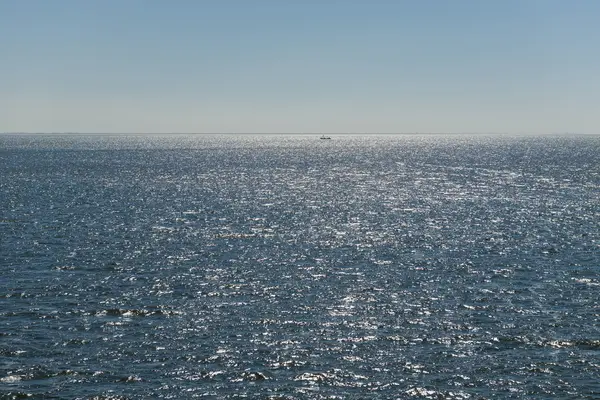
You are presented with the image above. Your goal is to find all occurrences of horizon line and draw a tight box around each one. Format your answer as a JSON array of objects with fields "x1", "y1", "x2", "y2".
[{"x1": 1, "y1": 131, "x2": 593, "y2": 135}]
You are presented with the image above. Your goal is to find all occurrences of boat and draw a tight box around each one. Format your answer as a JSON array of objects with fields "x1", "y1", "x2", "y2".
[{"x1": 320, "y1": 135, "x2": 331, "y2": 140}]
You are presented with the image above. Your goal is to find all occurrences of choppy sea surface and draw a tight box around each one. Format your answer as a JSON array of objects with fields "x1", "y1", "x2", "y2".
[{"x1": 1, "y1": 134, "x2": 599, "y2": 399}]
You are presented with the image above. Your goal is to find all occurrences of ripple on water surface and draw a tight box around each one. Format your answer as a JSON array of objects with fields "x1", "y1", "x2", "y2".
[{"x1": 1, "y1": 134, "x2": 599, "y2": 399}]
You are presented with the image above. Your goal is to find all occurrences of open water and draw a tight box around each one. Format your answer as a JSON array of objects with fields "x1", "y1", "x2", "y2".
[{"x1": 1, "y1": 134, "x2": 599, "y2": 399}]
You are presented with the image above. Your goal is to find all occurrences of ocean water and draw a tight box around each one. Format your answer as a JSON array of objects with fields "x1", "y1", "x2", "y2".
[{"x1": 1, "y1": 133, "x2": 599, "y2": 399}]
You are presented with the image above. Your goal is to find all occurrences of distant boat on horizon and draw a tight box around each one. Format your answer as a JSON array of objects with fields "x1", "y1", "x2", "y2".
[{"x1": 320, "y1": 135, "x2": 331, "y2": 140}]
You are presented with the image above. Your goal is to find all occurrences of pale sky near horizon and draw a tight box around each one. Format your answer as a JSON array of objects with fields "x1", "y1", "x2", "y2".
[{"x1": 1, "y1": 0, "x2": 599, "y2": 134}]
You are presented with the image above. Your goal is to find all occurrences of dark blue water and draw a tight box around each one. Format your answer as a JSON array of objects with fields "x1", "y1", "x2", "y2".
[{"x1": 1, "y1": 134, "x2": 599, "y2": 399}]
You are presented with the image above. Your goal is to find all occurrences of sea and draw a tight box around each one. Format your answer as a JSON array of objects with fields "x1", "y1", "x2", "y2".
[{"x1": 1, "y1": 133, "x2": 599, "y2": 399}]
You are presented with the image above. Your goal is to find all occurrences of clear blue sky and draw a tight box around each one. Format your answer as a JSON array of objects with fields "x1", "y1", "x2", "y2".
[{"x1": 1, "y1": 0, "x2": 599, "y2": 133}]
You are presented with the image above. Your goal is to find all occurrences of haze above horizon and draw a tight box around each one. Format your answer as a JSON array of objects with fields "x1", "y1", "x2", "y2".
[{"x1": 2, "y1": 1, "x2": 599, "y2": 134}]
